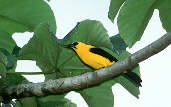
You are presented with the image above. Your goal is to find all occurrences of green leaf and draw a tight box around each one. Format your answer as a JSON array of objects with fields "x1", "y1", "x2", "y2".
[
  {"x1": 0, "y1": 74, "x2": 28, "y2": 87},
  {"x1": 0, "y1": 0, "x2": 56, "y2": 34},
  {"x1": 117, "y1": 0, "x2": 156, "y2": 47},
  {"x1": 37, "y1": 94, "x2": 76, "y2": 107},
  {"x1": 157, "y1": 0, "x2": 171, "y2": 31},
  {"x1": 79, "y1": 79, "x2": 116, "y2": 107},
  {"x1": 0, "y1": 51, "x2": 8, "y2": 66},
  {"x1": 18, "y1": 23, "x2": 76, "y2": 80},
  {"x1": 16, "y1": 97, "x2": 37, "y2": 107},
  {"x1": 19, "y1": 23, "x2": 60, "y2": 75},
  {"x1": 0, "y1": 31, "x2": 16, "y2": 53},
  {"x1": 110, "y1": 34, "x2": 128, "y2": 54},
  {"x1": 0, "y1": 48, "x2": 15, "y2": 69},
  {"x1": 0, "y1": 49, "x2": 28, "y2": 89},
  {"x1": 0, "y1": 63, "x2": 7, "y2": 78},
  {"x1": 99, "y1": 47, "x2": 141, "y2": 98},
  {"x1": 115, "y1": 52, "x2": 140, "y2": 98},
  {"x1": 12, "y1": 45, "x2": 21, "y2": 58},
  {"x1": 63, "y1": 20, "x2": 113, "y2": 50},
  {"x1": 59, "y1": 98, "x2": 77, "y2": 107},
  {"x1": 108, "y1": 0, "x2": 125, "y2": 22},
  {"x1": 19, "y1": 20, "x2": 113, "y2": 80}
]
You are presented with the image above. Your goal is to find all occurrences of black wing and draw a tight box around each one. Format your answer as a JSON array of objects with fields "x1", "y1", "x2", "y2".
[
  {"x1": 89, "y1": 48, "x2": 118, "y2": 62},
  {"x1": 90, "y1": 48, "x2": 142, "y2": 87}
]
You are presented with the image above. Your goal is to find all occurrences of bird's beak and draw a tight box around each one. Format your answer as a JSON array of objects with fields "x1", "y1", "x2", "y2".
[{"x1": 64, "y1": 43, "x2": 74, "y2": 48}]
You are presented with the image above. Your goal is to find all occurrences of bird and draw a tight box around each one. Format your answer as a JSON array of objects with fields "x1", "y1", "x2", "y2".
[{"x1": 65, "y1": 42, "x2": 142, "y2": 87}]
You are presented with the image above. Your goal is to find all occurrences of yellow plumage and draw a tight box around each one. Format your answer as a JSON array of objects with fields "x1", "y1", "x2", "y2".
[
  {"x1": 66, "y1": 41, "x2": 142, "y2": 87},
  {"x1": 71, "y1": 42, "x2": 115, "y2": 69}
]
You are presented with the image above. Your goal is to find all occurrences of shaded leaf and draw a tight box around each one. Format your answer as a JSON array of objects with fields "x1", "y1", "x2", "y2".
[
  {"x1": 117, "y1": 0, "x2": 156, "y2": 47},
  {"x1": 16, "y1": 97, "x2": 37, "y2": 107},
  {"x1": 12, "y1": 45, "x2": 21, "y2": 58},
  {"x1": 115, "y1": 52, "x2": 140, "y2": 98},
  {"x1": 110, "y1": 34, "x2": 128, "y2": 54},
  {"x1": 108, "y1": 0, "x2": 125, "y2": 22},
  {"x1": 99, "y1": 47, "x2": 140, "y2": 98},
  {"x1": 0, "y1": 74, "x2": 28, "y2": 87},
  {"x1": 37, "y1": 94, "x2": 76, "y2": 107},
  {"x1": 0, "y1": 0, "x2": 56, "y2": 34},
  {"x1": 0, "y1": 31, "x2": 16, "y2": 53},
  {"x1": 0, "y1": 63, "x2": 7, "y2": 78},
  {"x1": 79, "y1": 79, "x2": 116, "y2": 107},
  {"x1": 0, "y1": 48, "x2": 15, "y2": 69},
  {"x1": 0, "y1": 51, "x2": 8, "y2": 66},
  {"x1": 2, "y1": 103, "x2": 12, "y2": 107},
  {"x1": 59, "y1": 99, "x2": 77, "y2": 107}
]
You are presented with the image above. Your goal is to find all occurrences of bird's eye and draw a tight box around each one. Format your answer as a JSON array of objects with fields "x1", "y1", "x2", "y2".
[{"x1": 73, "y1": 42, "x2": 78, "y2": 46}]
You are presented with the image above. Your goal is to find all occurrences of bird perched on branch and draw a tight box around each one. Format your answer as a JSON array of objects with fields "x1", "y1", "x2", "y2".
[{"x1": 65, "y1": 42, "x2": 142, "y2": 87}]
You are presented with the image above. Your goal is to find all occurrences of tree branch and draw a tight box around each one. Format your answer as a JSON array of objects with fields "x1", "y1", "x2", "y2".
[{"x1": 0, "y1": 32, "x2": 171, "y2": 99}]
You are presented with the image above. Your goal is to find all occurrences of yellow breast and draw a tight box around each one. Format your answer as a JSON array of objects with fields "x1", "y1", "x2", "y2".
[{"x1": 73, "y1": 43, "x2": 114, "y2": 69}]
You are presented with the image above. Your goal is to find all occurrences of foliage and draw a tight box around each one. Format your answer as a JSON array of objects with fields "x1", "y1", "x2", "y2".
[
  {"x1": 18, "y1": 20, "x2": 140, "y2": 106},
  {"x1": 0, "y1": 0, "x2": 170, "y2": 106},
  {"x1": 109, "y1": 0, "x2": 170, "y2": 47}
]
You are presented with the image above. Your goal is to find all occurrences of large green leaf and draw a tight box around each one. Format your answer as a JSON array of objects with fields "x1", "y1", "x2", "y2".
[
  {"x1": 19, "y1": 20, "x2": 113, "y2": 80},
  {"x1": 63, "y1": 20, "x2": 113, "y2": 50},
  {"x1": 19, "y1": 20, "x2": 141, "y2": 105},
  {"x1": 0, "y1": 31, "x2": 16, "y2": 53},
  {"x1": 108, "y1": 0, "x2": 125, "y2": 22},
  {"x1": 156, "y1": 0, "x2": 171, "y2": 31},
  {"x1": 117, "y1": 0, "x2": 156, "y2": 47},
  {"x1": 19, "y1": 23, "x2": 89, "y2": 81},
  {"x1": 0, "y1": 0, "x2": 56, "y2": 34},
  {"x1": 19, "y1": 23, "x2": 61, "y2": 80},
  {"x1": 79, "y1": 79, "x2": 116, "y2": 107}
]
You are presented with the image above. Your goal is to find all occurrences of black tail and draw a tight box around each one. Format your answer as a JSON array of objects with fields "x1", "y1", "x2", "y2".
[{"x1": 122, "y1": 71, "x2": 142, "y2": 87}]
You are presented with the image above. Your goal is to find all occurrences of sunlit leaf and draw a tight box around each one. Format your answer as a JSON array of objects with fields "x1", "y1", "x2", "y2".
[
  {"x1": 157, "y1": 0, "x2": 171, "y2": 31},
  {"x1": 0, "y1": 0, "x2": 56, "y2": 34},
  {"x1": 117, "y1": 0, "x2": 156, "y2": 47},
  {"x1": 108, "y1": 0, "x2": 125, "y2": 22}
]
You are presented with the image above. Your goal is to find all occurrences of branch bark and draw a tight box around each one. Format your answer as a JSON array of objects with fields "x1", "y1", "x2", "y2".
[{"x1": 0, "y1": 32, "x2": 171, "y2": 99}]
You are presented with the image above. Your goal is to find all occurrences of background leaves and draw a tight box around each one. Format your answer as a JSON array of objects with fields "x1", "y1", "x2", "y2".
[
  {"x1": 157, "y1": 0, "x2": 171, "y2": 31},
  {"x1": 19, "y1": 20, "x2": 141, "y2": 106},
  {"x1": 0, "y1": 0, "x2": 56, "y2": 35},
  {"x1": 108, "y1": 0, "x2": 125, "y2": 22},
  {"x1": 117, "y1": 0, "x2": 156, "y2": 47},
  {"x1": 0, "y1": 31, "x2": 16, "y2": 53},
  {"x1": 79, "y1": 79, "x2": 116, "y2": 107}
]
